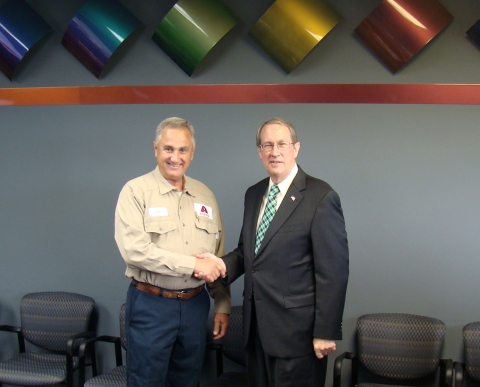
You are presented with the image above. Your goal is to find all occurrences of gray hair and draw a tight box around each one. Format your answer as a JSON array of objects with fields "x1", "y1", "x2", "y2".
[
  {"x1": 256, "y1": 117, "x2": 298, "y2": 147},
  {"x1": 154, "y1": 117, "x2": 196, "y2": 147}
]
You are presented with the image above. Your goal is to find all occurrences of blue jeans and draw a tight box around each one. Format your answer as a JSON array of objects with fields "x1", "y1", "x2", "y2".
[{"x1": 125, "y1": 283, "x2": 210, "y2": 387}]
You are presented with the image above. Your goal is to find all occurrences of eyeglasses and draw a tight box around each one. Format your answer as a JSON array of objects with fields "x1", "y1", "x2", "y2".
[{"x1": 259, "y1": 142, "x2": 294, "y2": 152}]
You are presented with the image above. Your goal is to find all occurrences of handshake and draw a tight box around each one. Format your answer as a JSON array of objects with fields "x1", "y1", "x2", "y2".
[{"x1": 193, "y1": 253, "x2": 226, "y2": 283}]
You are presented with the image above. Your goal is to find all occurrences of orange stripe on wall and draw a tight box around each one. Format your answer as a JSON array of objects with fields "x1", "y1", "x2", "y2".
[
  {"x1": 1, "y1": 84, "x2": 480, "y2": 106},
  {"x1": 0, "y1": 87, "x2": 80, "y2": 105}
]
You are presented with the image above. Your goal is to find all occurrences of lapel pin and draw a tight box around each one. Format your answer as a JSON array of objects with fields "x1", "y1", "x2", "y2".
[{"x1": 291, "y1": 195, "x2": 296, "y2": 201}]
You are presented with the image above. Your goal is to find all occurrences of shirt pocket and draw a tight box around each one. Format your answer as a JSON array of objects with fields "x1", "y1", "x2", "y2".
[
  {"x1": 195, "y1": 218, "x2": 219, "y2": 253},
  {"x1": 144, "y1": 220, "x2": 176, "y2": 246},
  {"x1": 144, "y1": 220, "x2": 176, "y2": 235}
]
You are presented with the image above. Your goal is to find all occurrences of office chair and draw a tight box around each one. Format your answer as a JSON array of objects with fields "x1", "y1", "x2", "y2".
[
  {"x1": 334, "y1": 313, "x2": 453, "y2": 387},
  {"x1": 0, "y1": 291, "x2": 95, "y2": 387},
  {"x1": 80, "y1": 303, "x2": 127, "y2": 387},
  {"x1": 204, "y1": 305, "x2": 248, "y2": 387},
  {"x1": 454, "y1": 321, "x2": 480, "y2": 387}
]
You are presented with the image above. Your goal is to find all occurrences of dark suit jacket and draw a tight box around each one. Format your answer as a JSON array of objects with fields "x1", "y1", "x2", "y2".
[{"x1": 223, "y1": 166, "x2": 349, "y2": 358}]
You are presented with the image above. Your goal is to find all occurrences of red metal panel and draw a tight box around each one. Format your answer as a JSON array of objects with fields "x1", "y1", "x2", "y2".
[{"x1": 355, "y1": 0, "x2": 453, "y2": 73}]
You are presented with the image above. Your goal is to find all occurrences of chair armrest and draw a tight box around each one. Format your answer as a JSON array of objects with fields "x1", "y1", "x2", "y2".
[
  {"x1": 65, "y1": 331, "x2": 96, "y2": 387},
  {"x1": 453, "y1": 362, "x2": 464, "y2": 387},
  {"x1": 77, "y1": 335, "x2": 123, "y2": 387},
  {"x1": 334, "y1": 352, "x2": 357, "y2": 387},
  {"x1": 0, "y1": 325, "x2": 21, "y2": 332},
  {"x1": 79, "y1": 335, "x2": 123, "y2": 367},
  {"x1": 206, "y1": 341, "x2": 222, "y2": 350},
  {"x1": 439, "y1": 359, "x2": 453, "y2": 387},
  {"x1": 0, "y1": 324, "x2": 25, "y2": 353},
  {"x1": 66, "y1": 331, "x2": 96, "y2": 356}
]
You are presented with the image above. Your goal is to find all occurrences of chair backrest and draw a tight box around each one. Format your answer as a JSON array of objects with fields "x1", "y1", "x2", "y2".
[
  {"x1": 120, "y1": 303, "x2": 127, "y2": 351},
  {"x1": 463, "y1": 321, "x2": 480, "y2": 383},
  {"x1": 20, "y1": 291, "x2": 95, "y2": 352},
  {"x1": 222, "y1": 305, "x2": 245, "y2": 366},
  {"x1": 357, "y1": 313, "x2": 445, "y2": 380}
]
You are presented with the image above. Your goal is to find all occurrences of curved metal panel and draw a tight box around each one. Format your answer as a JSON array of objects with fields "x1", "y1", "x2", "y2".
[
  {"x1": 152, "y1": 0, "x2": 238, "y2": 76},
  {"x1": 0, "y1": 0, "x2": 51, "y2": 81},
  {"x1": 355, "y1": 0, "x2": 453, "y2": 73},
  {"x1": 61, "y1": 0, "x2": 141, "y2": 78},
  {"x1": 248, "y1": 0, "x2": 341, "y2": 74},
  {"x1": 467, "y1": 20, "x2": 480, "y2": 49}
]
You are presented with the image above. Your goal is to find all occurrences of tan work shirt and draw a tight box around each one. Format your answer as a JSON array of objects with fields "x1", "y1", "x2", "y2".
[{"x1": 115, "y1": 168, "x2": 230, "y2": 314}]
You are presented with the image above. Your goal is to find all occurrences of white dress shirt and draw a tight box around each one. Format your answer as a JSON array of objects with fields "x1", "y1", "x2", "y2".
[{"x1": 256, "y1": 164, "x2": 299, "y2": 232}]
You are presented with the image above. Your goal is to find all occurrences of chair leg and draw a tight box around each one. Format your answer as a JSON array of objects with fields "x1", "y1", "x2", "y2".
[
  {"x1": 91, "y1": 344, "x2": 98, "y2": 376},
  {"x1": 454, "y1": 362, "x2": 464, "y2": 387},
  {"x1": 66, "y1": 354, "x2": 74, "y2": 387},
  {"x1": 440, "y1": 359, "x2": 453, "y2": 387},
  {"x1": 216, "y1": 348, "x2": 223, "y2": 376},
  {"x1": 351, "y1": 356, "x2": 358, "y2": 387}
]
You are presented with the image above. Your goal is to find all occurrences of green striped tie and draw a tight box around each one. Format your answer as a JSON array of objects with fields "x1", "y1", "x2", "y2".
[{"x1": 255, "y1": 184, "x2": 280, "y2": 255}]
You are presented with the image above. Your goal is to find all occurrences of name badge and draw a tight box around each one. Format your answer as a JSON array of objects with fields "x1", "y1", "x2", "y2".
[
  {"x1": 194, "y1": 203, "x2": 213, "y2": 219},
  {"x1": 148, "y1": 207, "x2": 168, "y2": 217}
]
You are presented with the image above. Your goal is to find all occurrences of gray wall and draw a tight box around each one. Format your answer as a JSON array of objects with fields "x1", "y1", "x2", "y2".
[{"x1": 1, "y1": 0, "x2": 479, "y2": 385}]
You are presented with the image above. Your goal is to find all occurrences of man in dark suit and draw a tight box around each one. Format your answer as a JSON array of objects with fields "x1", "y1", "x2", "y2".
[{"x1": 198, "y1": 117, "x2": 349, "y2": 387}]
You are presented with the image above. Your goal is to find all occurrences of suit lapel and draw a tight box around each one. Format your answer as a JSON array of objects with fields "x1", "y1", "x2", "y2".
[{"x1": 255, "y1": 167, "x2": 307, "y2": 258}]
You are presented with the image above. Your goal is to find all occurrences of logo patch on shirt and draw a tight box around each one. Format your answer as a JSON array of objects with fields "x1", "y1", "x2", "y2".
[
  {"x1": 148, "y1": 207, "x2": 168, "y2": 217},
  {"x1": 194, "y1": 203, "x2": 213, "y2": 219}
]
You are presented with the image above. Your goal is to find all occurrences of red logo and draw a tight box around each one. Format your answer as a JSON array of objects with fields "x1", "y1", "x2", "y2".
[{"x1": 201, "y1": 206, "x2": 209, "y2": 215}]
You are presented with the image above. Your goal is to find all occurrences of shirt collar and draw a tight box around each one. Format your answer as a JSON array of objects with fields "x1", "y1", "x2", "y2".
[
  {"x1": 268, "y1": 164, "x2": 298, "y2": 196},
  {"x1": 152, "y1": 168, "x2": 195, "y2": 197},
  {"x1": 183, "y1": 177, "x2": 195, "y2": 197}
]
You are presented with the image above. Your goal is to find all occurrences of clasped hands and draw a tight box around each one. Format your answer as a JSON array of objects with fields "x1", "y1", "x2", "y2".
[{"x1": 193, "y1": 253, "x2": 226, "y2": 283}]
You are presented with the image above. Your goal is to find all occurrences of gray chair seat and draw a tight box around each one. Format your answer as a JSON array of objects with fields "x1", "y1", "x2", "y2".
[
  {"x1": 84, "y1": 364, "x2": 127, "y2": 387},
  {"x1": 0, "y1": 352, "x2": 78, "y2": 385}
]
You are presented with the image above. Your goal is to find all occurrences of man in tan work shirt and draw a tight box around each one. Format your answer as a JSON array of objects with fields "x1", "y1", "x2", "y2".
[{"x1": 115, "y1": 117, "x2": 230, "y2": 387}]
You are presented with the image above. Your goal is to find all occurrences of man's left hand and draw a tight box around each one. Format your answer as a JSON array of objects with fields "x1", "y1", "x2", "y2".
[
  {"x1": 213, "y1": 313, "x2": 230, "y2": 340},
  {"x1": 313, "y1": 338, "x2": 336, "y2": 359}
]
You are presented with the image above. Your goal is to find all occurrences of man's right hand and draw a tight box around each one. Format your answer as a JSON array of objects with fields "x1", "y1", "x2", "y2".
[
  {"x1": 193, "y1": 256, "x2": 226, "y2": 283},
  {"x1": 195, "y1": 253, "x2": 227, "y2": 282}
]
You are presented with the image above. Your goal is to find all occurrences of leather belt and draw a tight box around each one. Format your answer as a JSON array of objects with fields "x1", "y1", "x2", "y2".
[{"x1": 132, "y1": 280, "x2": 203, "y2": 300}]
